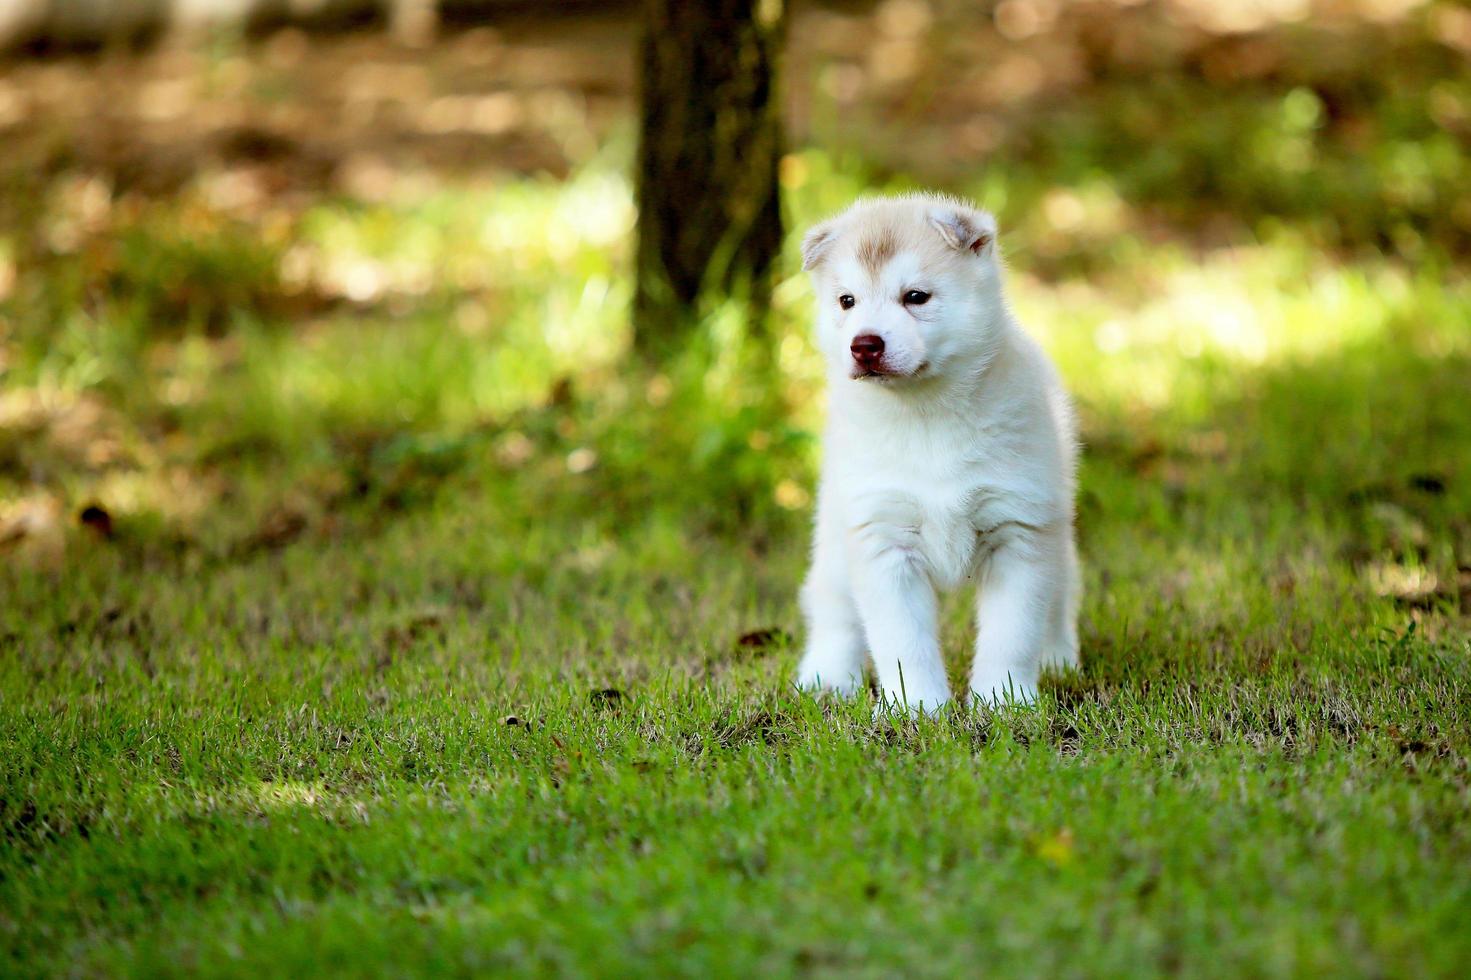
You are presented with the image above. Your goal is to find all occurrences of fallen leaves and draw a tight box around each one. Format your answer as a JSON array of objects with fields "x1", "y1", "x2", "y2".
[
  {"x1": 589, "y1": 688, "x2": 624, "y2": 710},
  {"x1": 734, "y1": 628, "x2": 791, "y2": 654},
  {"x1": 77, "y1": 503, "x2": 113, "y2": 538},
  {"x1": 236, "y1": 504, "x2": 308, "y2": 556},
  {"x1": 1033, "y1": 827, "x2": 1076, "y2": 868}
]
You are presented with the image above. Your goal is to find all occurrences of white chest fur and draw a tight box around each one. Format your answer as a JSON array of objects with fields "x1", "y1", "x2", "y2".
[{"x1": 822, "y1": 376, "x2": 1065, "y2": 593}]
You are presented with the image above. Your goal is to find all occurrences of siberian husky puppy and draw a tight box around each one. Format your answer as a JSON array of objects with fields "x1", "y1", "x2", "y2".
[{"x1": 795, "y1": 194, "x2": 1080, "y2": 712}]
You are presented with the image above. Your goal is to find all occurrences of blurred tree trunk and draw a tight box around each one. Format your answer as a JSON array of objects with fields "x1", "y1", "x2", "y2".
[
  {"x1": 634, "y1": 0, "x2": 785, "y2": 360},
  {"x1": 389, "y1": 0, "x2": 437, "y2": 46}
]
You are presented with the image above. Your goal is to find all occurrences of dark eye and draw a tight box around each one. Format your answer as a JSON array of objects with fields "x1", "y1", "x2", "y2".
[
  {"x1": 838, "y1": 294, "x2": 855, "y2": 310},
  {"x1": 903, "y1": 289, "x2": 931, "y2": 306}
]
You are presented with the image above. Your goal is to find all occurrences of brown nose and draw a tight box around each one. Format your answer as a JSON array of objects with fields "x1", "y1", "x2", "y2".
[{"x1": 851, "y1": 334, "x2": 885, "y2": 365}]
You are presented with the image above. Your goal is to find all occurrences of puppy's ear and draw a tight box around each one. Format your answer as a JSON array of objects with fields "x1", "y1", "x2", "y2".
[
  {"x1": 927, "y1": 204, "x2": 997, "y2": 256},
  {"x1": 801, "y1": 222, "x2": 838, "y2": 271}
]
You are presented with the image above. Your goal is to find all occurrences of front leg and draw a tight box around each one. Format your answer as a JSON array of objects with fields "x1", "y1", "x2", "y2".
[
  {"x1": 796, "y1": 515, "x2": 866, "y2": 696},
  {"x1": 970, "y1": 531, "x2": 1064, "y2": 705},
  {"x1": 849, "y1": 519, "x2": 950, "y2": 714}
]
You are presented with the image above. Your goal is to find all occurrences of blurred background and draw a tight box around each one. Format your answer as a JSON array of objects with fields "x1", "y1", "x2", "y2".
[{"x1": 0, "y1": 0, "x2": 1467, "y2": 623}]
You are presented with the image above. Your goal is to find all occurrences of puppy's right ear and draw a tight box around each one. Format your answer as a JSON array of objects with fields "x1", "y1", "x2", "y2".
[
  {"x1": 928, "y1": 204, "x2": 996, "y2": 256},
  {"x1": 801, "y1": 222, "x2": 837, "y2": 271}
]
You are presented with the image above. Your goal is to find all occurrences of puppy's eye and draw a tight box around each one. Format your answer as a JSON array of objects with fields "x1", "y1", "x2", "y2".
[
  {"x1": 903, "y1": 289, "x2": 931, "y2": 306},
  {"x1": 838, "y1": 294, "x2": 856, "y2": 310}
]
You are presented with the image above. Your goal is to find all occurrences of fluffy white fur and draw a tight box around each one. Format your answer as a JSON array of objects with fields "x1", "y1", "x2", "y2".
[{"x1": 795, "y1": 193, "x2": 1080, "y2": 712}]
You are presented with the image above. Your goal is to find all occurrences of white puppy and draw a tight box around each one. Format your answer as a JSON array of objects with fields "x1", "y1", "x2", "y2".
[{"x1": 795, "y1": 193, "x2": 1080, "y2": 712}]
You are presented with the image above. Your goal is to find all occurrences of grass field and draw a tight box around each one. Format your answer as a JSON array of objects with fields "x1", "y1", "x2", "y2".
[{"x1": 4, "y1": 9, "x2": 1471, "y2": 976}]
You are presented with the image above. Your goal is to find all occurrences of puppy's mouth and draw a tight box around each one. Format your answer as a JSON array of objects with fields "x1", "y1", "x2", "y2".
[{"x1": 851, "y1": 361, "x2": 929, "y2": 382}]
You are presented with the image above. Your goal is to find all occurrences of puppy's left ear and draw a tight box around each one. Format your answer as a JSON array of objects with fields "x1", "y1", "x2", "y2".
[
  {"x1": 928, "y1": 204, "x2": 997, "y2": 256},
  {"x1": 801, "y1": 221, "x2": 838, "y2": 271}
]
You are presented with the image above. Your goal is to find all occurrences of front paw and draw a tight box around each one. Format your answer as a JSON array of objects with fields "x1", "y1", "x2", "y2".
[
  {"x1": 873, "y1": 685, "x2": 951, "y2": 718},
  {"x1": 796, "y1": 651, "x2": 864, "y2": 696},
  {"x1": 969, "y1": 668, "x2": 1038, "y2": 707}
]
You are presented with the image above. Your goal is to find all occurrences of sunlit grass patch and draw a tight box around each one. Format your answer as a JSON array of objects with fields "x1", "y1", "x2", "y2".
[
  {"x1": 1015, "y1": 241, "x2": 1471, "y2": 421},
  {"x1": 3, "y1": 148, "x2": 1469, "y2": 579}
]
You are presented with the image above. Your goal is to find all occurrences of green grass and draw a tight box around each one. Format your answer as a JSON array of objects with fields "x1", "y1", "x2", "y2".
[{"x1": 4, "y1": 29, "x2": 1471, "y2": 977}]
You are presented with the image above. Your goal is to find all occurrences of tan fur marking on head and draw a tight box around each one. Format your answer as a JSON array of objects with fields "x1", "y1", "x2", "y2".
[
  {"x1": 856, "y1": 228, "x2": 899, "y2": 278},
  {"x1": 806, "y1": 193, "x2": 998, "y2": 283}
]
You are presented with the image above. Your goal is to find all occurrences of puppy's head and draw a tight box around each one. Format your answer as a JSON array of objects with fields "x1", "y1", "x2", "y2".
[{"x1": 801, "y1": 194, "x2": 1003, "y2": 386}]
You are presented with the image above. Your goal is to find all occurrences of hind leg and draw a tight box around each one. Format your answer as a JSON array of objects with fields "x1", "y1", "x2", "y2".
[{"x1": 1040, "y1": 533, "x2": 1080, "y2": 673}]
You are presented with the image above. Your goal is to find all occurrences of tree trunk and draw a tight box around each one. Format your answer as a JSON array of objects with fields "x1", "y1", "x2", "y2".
[{"x1": 634, "y1": 0, "x2": 785, "y2": 360}]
